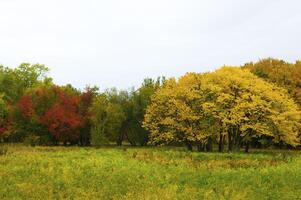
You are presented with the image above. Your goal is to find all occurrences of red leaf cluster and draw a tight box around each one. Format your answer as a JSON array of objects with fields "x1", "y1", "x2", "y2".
[
  {"x1": 13, "y1": 86, "x2": 95, "y2": 144},
  {"x1": 17, "y1": 96, "x2": 34, "y2": 118},
  {"x1": 40, "y1": 92, "x2": 83, "y2": 142},
  {"x1": 0, "y1": 120, "x2": 12, "y2": 137}
]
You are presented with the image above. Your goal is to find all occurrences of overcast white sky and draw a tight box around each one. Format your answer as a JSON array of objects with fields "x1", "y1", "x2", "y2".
[{"x1": 0, "y1": 0, "x2": 300, "y2": 90}]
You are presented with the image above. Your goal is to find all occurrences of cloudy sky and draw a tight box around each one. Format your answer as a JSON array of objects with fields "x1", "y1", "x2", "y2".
[{"x1": 0, "y1": 0, "x2": 300, "y2": 90}]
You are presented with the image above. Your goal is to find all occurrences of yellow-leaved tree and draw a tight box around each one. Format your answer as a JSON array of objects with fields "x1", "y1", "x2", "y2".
[{"x1": 143, "y1": 67, "x2": 301, "y2": 152}]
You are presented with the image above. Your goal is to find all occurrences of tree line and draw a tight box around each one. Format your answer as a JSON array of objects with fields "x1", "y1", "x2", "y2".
[{"x1": 0, "y1": 58, "x2": 301, "y2": 152}]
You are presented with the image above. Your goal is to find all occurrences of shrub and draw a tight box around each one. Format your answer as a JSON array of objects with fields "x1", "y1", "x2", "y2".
[{"x1": 23, "y1": 134, "x2": 40, "y2": 147}]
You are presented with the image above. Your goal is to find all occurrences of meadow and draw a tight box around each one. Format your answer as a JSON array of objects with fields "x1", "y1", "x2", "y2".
[{"x1": 1, "y1": 145, "x2": 301, "y2": 200}]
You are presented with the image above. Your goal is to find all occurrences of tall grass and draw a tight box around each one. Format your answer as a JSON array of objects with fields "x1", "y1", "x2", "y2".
[{"x1": 1, "y1": 145, "x2": 301, "y2": 199}]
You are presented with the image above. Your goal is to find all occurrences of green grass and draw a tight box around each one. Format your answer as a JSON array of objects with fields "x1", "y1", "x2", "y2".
[{"x1": 1, "y1": 145, "x2": 301, "y2": 200}]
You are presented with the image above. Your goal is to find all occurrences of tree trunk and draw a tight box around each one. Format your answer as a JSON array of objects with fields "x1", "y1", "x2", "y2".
[
  {"x1": 235, "y1": 128, "x2": 242, "y2": 151},
  {"x1": 218, "y1": 134, "x2": 224, "y2": 152},
  {"x1": 228, "y1": 130, "x2": 233, "y2": 152},
  {"x1": 186, "y1": 142, "x2": 193, "y2": 151},
  {"x1": 206, "y1": 137, "x2": 213, "y2": 152},
  {"x1": 116, "y1": 140, "x2": 122, "y2": 146},
  {"x1": 117, "y1": 132, "x2": 124, "y2": 146},
  {"x1": 245, "y1": 142, "x2": 250, "y2": 153},
  {"x1": 197, "y1": 143, "x2": 205, "y2": 152},
  {"x1": 124, "y1": 131, "x2": 135, "y2": 146},
  {"x1": 233, "y1": 127, "x2": 239, "y2": 151}
]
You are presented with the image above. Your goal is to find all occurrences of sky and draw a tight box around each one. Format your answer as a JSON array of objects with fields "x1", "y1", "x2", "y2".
[{"x1": 0, "y1": 0, "x2": 301, "y2": 90}]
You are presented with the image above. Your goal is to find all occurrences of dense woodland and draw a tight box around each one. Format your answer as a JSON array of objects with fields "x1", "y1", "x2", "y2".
[{"x1": 0, "y1": 58, "x2": 301, "y2": 152}]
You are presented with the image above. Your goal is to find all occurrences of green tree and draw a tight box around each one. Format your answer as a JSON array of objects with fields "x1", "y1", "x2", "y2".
[
  {"x1": 90, "y1": 91, "x2": 127, "y2": 146},
  {"x1": 78, "y1": 86, "x2": 99, "y2": 146},
  {"x1": 129, "y1": 77, "x2": 163, "y2": 145},
  {"x1": 90, "y1": 95, "x2": 110, "y2": 146},
  {"x1": 0, "y1": 95, "x2": 10, "y2": 141},
  {"x1": 0, "y1": 63, "x2": 50, "y2": 103}
]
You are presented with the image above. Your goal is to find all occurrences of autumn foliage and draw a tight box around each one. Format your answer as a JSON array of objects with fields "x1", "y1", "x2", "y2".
[
  {"x1": 143, "y1": 67, "x2": 301, "y2": 152},
  {"x1": 12, "y1": 85, "x2": 94, "y2": 145},
  {"x1": 17, "y1": 96, "x2": 34, "y2": 118},
  {"x1": 1, "y1": 60, "x2": 301, "y2": 151},
  {"x1": 40, "y1": 93, "x2": 82, "y2": 143}
]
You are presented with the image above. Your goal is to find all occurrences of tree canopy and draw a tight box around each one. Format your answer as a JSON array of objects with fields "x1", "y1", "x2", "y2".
[
  {"x1": 143, "y1": 67, "x2": 301, "y2": 152},
  {"x1": 0, "y1": 60, "x2": 301, "y2": 152},
  {"x1": 244, "y1": 58, "x2": 301, "y2": 105}
]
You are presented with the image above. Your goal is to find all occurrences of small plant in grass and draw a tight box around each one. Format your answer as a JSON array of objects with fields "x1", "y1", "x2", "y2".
[
  {"x1": 23, "y1": 134, "x2": 40, "y2": 147},
  {"x1": 0, "y1": 145, "x2": 8, "y2": 156}
]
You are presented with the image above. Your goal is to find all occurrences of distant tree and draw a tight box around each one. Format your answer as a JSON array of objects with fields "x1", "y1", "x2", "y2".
[
  {"x1": 0, "y1": 66, "x2": 19, "y2": 103},
  {"x1": 90, "y1": 95, "x2": 110, "y2": 146},
  {"x1": 61, "y1": 84, "x2": 81, "y2": 96},
  {"x1": 78, "y1": 86, "x2": 98, "y2": 145},
  {"x1": 12, "y1": 85, "x2": 60, "y2": 143},
  {"x1": 129, "y1": 77, "x2": 164, "y2": 145},
  {"x1": 0, "y1": 95, "x2": 10, "y2": 141},
  {"x1": 0, "y1": 63, "x2": 50, "y2": 103},
  {"x1": 106, "y1": 101, "x2": 127, "y2": 145},
  {"x1": 40, "y1": 91, "x2": 83, "y2": 145},
  {"x1": 13, "y1": 84, "x2": 90, "y2": 145},
  {"x1": 244, "y1": 58, "x2": 301, "y2": 105},
  {"x1": 90, "y1": 78, "x2": 164, "y2": 147},
  {"x1": 14, "y1": 63, "x2": 49, "y2": 89},
  {"x1": 90, "y1": 91, "x2": 127, "y2": 146}
]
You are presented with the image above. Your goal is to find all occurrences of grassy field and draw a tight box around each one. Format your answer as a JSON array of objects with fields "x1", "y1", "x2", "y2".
[{"x1": 1, "y1": 145, "x2": 301, "y2": 200}]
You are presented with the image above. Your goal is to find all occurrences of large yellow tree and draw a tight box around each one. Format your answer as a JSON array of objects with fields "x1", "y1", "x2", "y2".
[{"x1": 143, "y1": 67, "x2": 301, "y2": 152}]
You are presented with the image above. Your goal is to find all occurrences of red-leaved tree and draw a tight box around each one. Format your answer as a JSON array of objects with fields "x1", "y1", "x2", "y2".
[
  {"x1": 40, "y1": 92, "x2": 83, "y2": 144},
  {"x1": 17, "y1": 96, "x2": 34, "y2": 118}
]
